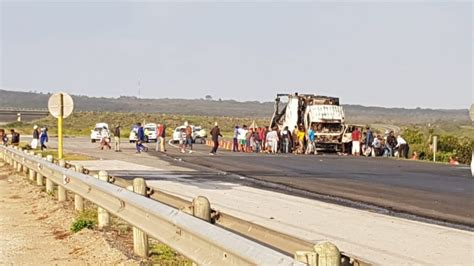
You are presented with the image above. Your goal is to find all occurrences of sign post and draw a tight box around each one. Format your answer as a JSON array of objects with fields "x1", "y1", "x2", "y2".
[{"x1": 48, "y1": 92, "x2": 74, "y2": 160}]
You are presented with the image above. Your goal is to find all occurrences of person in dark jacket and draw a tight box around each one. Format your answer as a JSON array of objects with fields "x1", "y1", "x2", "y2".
[
  {"x1": 209, "y1": 122, "x2": 223, "y2": 155},
  {"x1": 136, "y1": 123, "x2": 148, "y2": 153},
  {"x1": 40, "y1": 127, "x2": 48, "y2": 150},
  {"x1": 10, "y1": 129, "x2": 20, "y2": 146}
]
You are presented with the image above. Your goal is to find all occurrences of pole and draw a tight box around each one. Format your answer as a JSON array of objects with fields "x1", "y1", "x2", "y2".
[
  {"x1": 58, "y1": 93, "x2": 64, "y2": 160},
  {"x1": 433, "y1": 136, "x2": 438, "y2": 162}
]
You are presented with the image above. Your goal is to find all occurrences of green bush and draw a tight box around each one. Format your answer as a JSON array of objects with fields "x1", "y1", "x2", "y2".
[
  {"x1": 70, "y1": 210, "x2": 97, "y2": 233},
  {"x1": 403, "y1": 128, "x2": 425, "y2": 144},
  {"x1": 71, "y1": 219, "x2": 95, "y2": 233}
]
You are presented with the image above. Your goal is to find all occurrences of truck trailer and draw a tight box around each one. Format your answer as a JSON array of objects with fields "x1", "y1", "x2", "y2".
[{"x1": 269, "y1": 93, "x2": 347, "y2": 151}]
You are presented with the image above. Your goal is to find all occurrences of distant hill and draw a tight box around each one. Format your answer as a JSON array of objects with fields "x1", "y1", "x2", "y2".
[{"x1": 0, "y1": 89, "x2": 470, "y2": 124}]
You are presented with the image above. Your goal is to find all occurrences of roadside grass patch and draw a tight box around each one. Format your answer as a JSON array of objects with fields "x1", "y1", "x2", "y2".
[
  {"x1": 70, "y1": 209, "x2": 98, "y2": 233},
  {"x1": 149, "y1": 243, "x2": 192, "y2": 265}
]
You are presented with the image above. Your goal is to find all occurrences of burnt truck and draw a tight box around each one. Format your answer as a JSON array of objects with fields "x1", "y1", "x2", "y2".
[{"x1": 269, "y1": 93, "x2": 347, "y2": 151}]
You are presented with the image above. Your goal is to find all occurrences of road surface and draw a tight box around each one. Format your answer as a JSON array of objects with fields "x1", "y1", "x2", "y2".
[
  {"x1": 163, "y1": 140, "x2": 474, "y2": 228},
  {"x1": 52, "y1": 137, "x2": 474, "y2": 228}
]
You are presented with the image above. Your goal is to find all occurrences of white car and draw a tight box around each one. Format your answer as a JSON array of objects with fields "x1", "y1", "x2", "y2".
[
  {"x1": 172, "y1": 125, "x2": 207, "y2": 144},
  {"x1": 144, "y1": 123, "x2": 158, "y2": 143},
  {"x1": 91, "y1": 123, "x2": 109, "y2": 143},
  {"x1": 129, "y1": 127, "x2": 138, "y2": 143}
]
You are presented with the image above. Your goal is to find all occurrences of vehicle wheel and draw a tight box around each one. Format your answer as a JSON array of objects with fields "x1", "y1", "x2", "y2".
[{"x1": 91, "y1": 139, "x2": 96, "y2": 143}]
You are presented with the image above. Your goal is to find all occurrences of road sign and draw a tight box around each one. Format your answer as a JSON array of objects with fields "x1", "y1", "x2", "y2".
[
  {"x1": 48, "y1": 92, "x2": 74, "y2": 159},
  {"x1": 48, "y1": 92, "x2": 74, "y2": 118}
]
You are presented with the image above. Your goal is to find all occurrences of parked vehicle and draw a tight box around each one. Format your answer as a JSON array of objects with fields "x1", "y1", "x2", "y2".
[
  {"x1": 144, "y1": 123, "x2": 158, "y2": 143},
  {"x1": 129, "y1": 126, "x2": 138, "y2": 143},
  {"x1": 172, "y1": 125, "x2": 207, "y2": 144},
  {"x1": 270, "y1": 93, "x2": 347, "y2": 151},
  {"x1": 91, "y1": 123, "x2": 109, "y2": 143}
]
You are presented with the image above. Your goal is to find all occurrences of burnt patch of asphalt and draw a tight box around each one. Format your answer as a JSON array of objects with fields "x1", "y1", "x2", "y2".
[{"x1": 151, "y1": 150, "x2": 474, "y2": 232}]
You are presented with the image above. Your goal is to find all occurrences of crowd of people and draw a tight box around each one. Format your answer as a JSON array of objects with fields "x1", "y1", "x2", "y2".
[
  {"x1": 226, "y1": 124, "x2": 411, "y2": 159},
  {"x1": 343, "y1": 126, "x2": 410, "y2": 158},
  {"x1": 0, "y1": 126, "x2": 48, "y2": 150},
  {"x1": 231, "y1": 124, "x2": 318, "y2": 155},
  {"x1": 1, "y1": 122, "x2": 411, "y2": 160}
]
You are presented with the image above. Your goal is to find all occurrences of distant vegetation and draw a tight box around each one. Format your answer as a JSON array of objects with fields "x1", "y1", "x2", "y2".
[{"x1": 0, "y1": 89, "x2": 470, "y2": 124}]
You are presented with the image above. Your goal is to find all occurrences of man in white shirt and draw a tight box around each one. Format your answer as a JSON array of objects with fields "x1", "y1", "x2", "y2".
[
  {"x1": 395, "y1": 135, "x2": 409, "y2": 159},
  {"x1": 238, "y1": 125, "x2": 248, "y2": 152}
]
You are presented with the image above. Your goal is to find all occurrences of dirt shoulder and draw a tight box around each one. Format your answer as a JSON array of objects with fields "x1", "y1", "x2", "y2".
[{"x1": 0, "y1": 162, "x2": 137, "y2": 265}]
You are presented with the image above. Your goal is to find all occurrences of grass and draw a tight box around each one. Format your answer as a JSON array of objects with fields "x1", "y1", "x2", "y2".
[
  {"x1": 70, "y1": 209, "x2": 98, "y2": 233},
  {"x1": 15, "y1": 141, "x2": 93, "y2": 161},
  {"x1": 149, "y1": 243, "x2": 192, "y2": 265},
  {"x1": 5, "y1": 112, "x2": 270, "y2": 140}
]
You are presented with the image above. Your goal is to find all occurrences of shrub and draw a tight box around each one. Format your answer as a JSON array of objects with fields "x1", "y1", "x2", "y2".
[{"x1": 70, "y1": 210, "x2": 97, "y2": 233}]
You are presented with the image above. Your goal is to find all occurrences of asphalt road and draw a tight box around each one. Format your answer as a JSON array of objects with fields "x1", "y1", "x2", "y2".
[
  {"x1": 42, "y1": 136, "x2": 473, "y2": 228},
  {"x1": 163, "y1": 141, "x2": 474, "y2": 228}
]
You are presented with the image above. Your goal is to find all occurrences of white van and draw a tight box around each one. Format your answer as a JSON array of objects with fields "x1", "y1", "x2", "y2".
[{"x1": 91, "y1": 123, "x2": 109, "y2": 143}]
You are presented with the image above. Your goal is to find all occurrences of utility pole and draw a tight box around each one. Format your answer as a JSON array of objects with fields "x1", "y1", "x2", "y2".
[{"x1": 138, "y1": 79, "x2": 141, "y2": 99}]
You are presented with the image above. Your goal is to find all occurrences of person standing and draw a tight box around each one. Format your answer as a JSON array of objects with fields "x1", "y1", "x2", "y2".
[
  {"x1": 296, "y1": 125, "x2": 305, "y2": 154},
  {"x1": 10, "y1": 129, "x2": 20, "y2": 146},
  {"x1": 209, "y1": 122, "x2": 223, "y2": 155},
  {"x1": 114, "y1": 124, "x2": 121, "y2": 152},
  {"x1": 306, "y1": 126, "x2": 316, "y2": 155},
  {"x1": 281, "y1": 126, "x2": 290, "y2": 153},
  {"x1": 232, "y1": 126, "x2": 239, "y2": 152},
  {"x1": 266, "y1": 128, "x2": 279, "y2": 153},
  {"x1": 396, "y1": 135, "x2": 409, "y2": 159},
  {"x1": 386, "y1": 131, "x2": 397, "y2": 157},
  {"x1": 158, "y1": 123, "x2": 167, "y2": 152},
  {"x1": 351, "y1": 127, "x2": 361, "y2": 156},
  {"x1": 31, "y1": 125, "x2": 39, "y2": 149},
  {"x1": 184, "y1": 122, "x2": 193, "y2": 154},
  {"x1": 40, "y1": 127, "x2": 48, "y2": 151},
  {"x1": 238, "y1": 125, "x2": 248, "y2": 152},
  {"x1": 136, "y1": 123, "x2": 148, "y2": 153}
]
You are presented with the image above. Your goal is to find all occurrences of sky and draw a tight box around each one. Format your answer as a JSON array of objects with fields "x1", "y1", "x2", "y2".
[{"x1": 0, "y1": 1, "x2": 472, "y2": 109}]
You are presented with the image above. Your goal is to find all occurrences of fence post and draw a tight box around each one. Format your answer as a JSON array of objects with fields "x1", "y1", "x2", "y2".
[
  {"x1": 74, "y1": 165, "x2": 84, "y2": 212},
  {"x1": 97, "y1": 170, "x2": 110, "y2": 228},
  {"x1": 46, "y1": 155, "x2": 55, "y2": 193},
  {"x1": 132, "y1": 177, "x2": 149, "y2": 258},
  {"x1": 28, "y1": 151, "x2": 36, "y2": 181},
  {"x1": 294, "y1": 251, "x2": 318, "y2": 266},
  {"x1": 57, "y1": 159, "x2": 67, "y2": 201},
  {"x1": 314, "y1": 241, "x2": 341, "y2": 266},
  {"x1": 192, "y1": 196, "x2": 211, "y2": 222},
  {"x1": 36, "y1": 154, "x2": 44, "y2": 186}
]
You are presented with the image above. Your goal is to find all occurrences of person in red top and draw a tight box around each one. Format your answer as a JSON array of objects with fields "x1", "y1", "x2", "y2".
[{"x1": 351, "y1": 127, "x2": 361, "y2": 156}]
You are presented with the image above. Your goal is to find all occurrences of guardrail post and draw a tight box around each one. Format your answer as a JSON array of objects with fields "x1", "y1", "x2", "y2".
[
  {"x1": 132, "y1": 178, "x2": 149, "y2": 258},
  {"x1": 314, "y1": 241, "x2": 341, "y2": 266},
  {"x1": 36, "y1": 154, "x2": 44, "y2": 186},
  {"x1": 294, "y1": 251, "x2": 318, "y2": 266},
  {"x1": 57, "y1": 159, "x2": 67, "y2": 201},
  {"x1": 28, "y1": 151, "x2": 36, "y2": 181},
  {"x1": 74, "y1": 165, "x2": 84, "y2": 212},
  {"x1": 97, "y1": 170, "x2": 110, "y2": 228},
  {"x1": 15, "y1": 149, "x2": 22, "y2": 173},
  {"x1": 46, "y1": 155, "x2": 55, "y2": 193},
  {"x1": 192, "y1": 196, "x2": 211, "y2": 222}
]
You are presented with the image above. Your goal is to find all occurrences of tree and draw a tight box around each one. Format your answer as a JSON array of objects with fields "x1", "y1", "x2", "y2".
[{"x1": 205, "y1": 95, "x2": 213, "y2": 101}]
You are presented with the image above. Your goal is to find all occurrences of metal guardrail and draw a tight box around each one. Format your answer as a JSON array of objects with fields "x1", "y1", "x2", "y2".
[
  {"x1": 0, "y1": 145, "x2": 303, "y2": 266},
  {"x1": 0, "y1": 107, "x2": 49, "y2": 111},
  {"x1": 110, "y1": 175, "x2": 371, "y2": 266}
]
